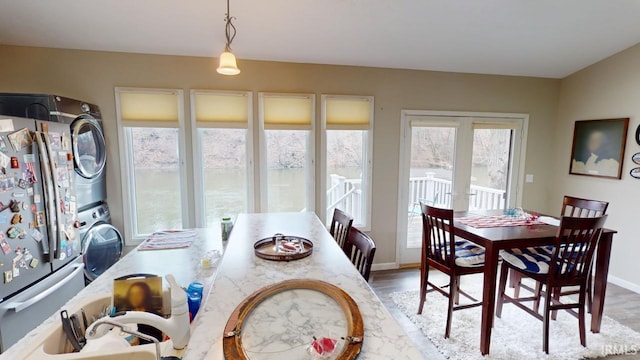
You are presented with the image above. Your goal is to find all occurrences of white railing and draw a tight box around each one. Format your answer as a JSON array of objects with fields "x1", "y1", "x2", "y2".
[
  {"x1": 407, "y1": 172, "x2": 505, "y2": 211},
  {"x1": 327, "y1": 174, "x2": 363, "y2": 224},
  {"x1": 327, "y1": 172, "x2": 506, "y2": 222}
]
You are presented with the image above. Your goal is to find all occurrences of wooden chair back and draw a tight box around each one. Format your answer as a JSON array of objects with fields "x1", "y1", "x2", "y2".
[
  {"x1": 329, "y1": 208, "x2": 354, "y2": 250},
  {"x1": 421, "y1": 203, "x2": 456, "y2": 270},
  {"x1": 550, "y1": 216, "x2": 607, "y2": 285},
  {"x1": 561, "y1": 196, "x2": 608, "y2": 218},
  {"x1": 344, "y1": 227, "x2": 376, "y2": 281}
]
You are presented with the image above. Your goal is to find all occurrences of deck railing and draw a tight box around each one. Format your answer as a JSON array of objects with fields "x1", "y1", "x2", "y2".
[{"x1": 327, "y1": 172, "x2": 506, "y2": 223}]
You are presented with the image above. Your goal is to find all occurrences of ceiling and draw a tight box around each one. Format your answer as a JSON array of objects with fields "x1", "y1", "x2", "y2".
[{"x1": 1, "y1": 0, "x2": 639, "y2": 78}]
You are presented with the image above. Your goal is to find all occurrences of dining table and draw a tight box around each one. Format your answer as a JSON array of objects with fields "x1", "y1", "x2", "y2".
[
  {"x1": 184, "y1": 212, "x2": 425, "y2": 359},
  {"x1": 453, "y1": 210, "x2": 617, "y2": 355}
]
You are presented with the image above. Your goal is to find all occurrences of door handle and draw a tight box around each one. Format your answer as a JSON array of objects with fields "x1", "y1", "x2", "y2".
[{"x1": 5, "y1": 263, "x2": 84, "y2": 313}]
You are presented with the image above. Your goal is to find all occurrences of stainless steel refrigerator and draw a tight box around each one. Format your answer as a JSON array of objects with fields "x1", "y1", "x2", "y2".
[{"x1": 0, "y1": 115, "x2": 84, "y2": 352}]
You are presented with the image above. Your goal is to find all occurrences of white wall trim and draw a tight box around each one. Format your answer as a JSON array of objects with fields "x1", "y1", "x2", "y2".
[
  {"x1": 371, "y1": 262, "x2": 399, "y2": 271},
  {"x1": 608, "y1": 274, "x2": 640, "y2": 295}
]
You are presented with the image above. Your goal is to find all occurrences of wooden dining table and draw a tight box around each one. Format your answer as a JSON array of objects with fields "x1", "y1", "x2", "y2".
[{"x1": 452, "y1": 210, "x2": 617, "y2": 355}]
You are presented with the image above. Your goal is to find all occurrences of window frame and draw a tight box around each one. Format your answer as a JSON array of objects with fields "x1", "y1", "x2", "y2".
[
  {"x1": 189, "y1": 89, "x2": 254, "y2": 227},
  {"x1": 320, "y1": 95, "x2": 374, "y2": 229},
  {"x1": 115, "y1": 87, "x2": 188, "y2": 242},
  {"x1": 258, "y1": 92, "x2": 316, "y2": 212}
]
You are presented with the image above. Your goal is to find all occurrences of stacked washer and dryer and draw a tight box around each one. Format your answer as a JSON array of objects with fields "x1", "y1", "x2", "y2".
[{"x1": 0, "y1": 94, "x2": 124, "y2": 283}]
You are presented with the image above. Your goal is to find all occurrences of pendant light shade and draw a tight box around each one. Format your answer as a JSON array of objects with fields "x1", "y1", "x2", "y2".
[
  {"x1": 217, "y1": 0, "x2": 240, "y2": 76},
  {"x1": 217, "y1": 51, "x2": 240, "y2": 75}
]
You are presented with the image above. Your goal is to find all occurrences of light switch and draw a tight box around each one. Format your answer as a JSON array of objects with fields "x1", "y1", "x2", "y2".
[{"x1": 525, "y1": 174, "x2": 534, "y2": 183}]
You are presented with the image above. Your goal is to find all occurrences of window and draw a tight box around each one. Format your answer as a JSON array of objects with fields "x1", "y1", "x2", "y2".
[
  {"x1": 191, "y1": 90, "x2": 253, "y2": 227},
  {"x1": 259, "y1": 93, "x2": 315, "y2": 212},
  {"x1": 116, "y1": 88, "x2": 187, "y2": 239},
  {"x1": 322, "y1": 96, "x2": 373, "y2": 228}
]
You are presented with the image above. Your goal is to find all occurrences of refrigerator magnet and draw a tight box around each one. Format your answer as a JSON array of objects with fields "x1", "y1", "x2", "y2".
[
  {"x1": 29, "y1": 258, "x2": 38, "y2": 268},
  {"x1": 27, "y1": 187, "x2": 33, "y2": 196},
  {"x1": 9, "y1": 200, "x2": 21, "y2": 213},
  {"x1": 17, "y1": 179, "x2": 27, "y2": 189},
  {"x1": 3, "y1": 270, "x2": 12, "y2": 283},
  {"x1": 12, "y1": 267, "x2": 19, "y2": 278},
  {"x1": 7, "y1": 128, "x2": 32, "y2": 152},
  {"x1": 0, "y1": 153, "x2": 9, "y2": 169},
  {"x1": 33, "y1": 194, "x2": 41, "y2": 204},
  {"x1": 10, "y1": 214, "x2": 22, "y2": 225},
  {"x1": 1, "y1": 240, "x2": 10, "y2": 254},
  {"x1": 35, "y1": 212, "x2": 45, "y2": 227},
  {"x1": 0, "y1": 137, "x2": 7, "y2": 153},
  {"x1": 29, "y1": 229, "x2": 43, "y2": 242},
  {"x1": 23, "y1": 154, "x2": 35, "y2": 163},
  {"x1": 10, "y1": 157, "x2": 18, "y2": 169}
]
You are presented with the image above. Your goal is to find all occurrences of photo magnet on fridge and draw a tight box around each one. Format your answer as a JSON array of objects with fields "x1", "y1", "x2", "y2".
[
  {"x1": 3, "y1": 270, "x2": 12, "y2": 283},
  {"x1": 1, "y1": 239, "x2": 10, "y2": 255},
  {"x1": 7, "y1": 128, "x2": 33, "y2": 152}
]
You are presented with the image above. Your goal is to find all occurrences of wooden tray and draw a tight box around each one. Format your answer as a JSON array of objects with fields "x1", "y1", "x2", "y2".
[
  {"x1": 223, "y1": 279, "x2": 364, "y2": 360},
  {"x1": 253, "y1": 234, "x2": 313, "y2": 261}
]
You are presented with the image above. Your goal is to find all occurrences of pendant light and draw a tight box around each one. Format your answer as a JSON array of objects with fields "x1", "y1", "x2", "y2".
[{"x1": 216, "y1": 0, "x2": 241, "y2": 75}]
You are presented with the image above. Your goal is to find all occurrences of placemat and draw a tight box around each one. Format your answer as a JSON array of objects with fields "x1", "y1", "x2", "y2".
[{"x1": 456, "y1": 215, "x2": 543, "y2": 228}]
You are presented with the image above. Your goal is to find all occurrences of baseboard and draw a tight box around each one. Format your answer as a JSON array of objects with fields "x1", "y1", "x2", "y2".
[
  {"x1": 371, "y1": 262, "x2": 398, "y2": 271},
  {"x1": 608, "y1": 274, "x2": 640, "y2": 294}
]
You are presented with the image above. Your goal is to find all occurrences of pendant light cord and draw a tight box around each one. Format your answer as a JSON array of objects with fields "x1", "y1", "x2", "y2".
[{"x1": 224, "y1": 0, "x2": 237, "y2": 52}]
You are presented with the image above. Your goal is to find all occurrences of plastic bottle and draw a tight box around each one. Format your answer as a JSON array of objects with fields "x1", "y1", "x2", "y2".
[{"x1": 221, "y1": 217, "x2": 233, "y2": 241}]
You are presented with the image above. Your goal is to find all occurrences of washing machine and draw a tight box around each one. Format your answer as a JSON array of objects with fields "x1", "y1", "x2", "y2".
[
  {"x1": 78, "y1": 203, "x2": 124, "y2": 282},
  {"x1": 0, "y1": 93, "x2": 108, "y2": 211}
]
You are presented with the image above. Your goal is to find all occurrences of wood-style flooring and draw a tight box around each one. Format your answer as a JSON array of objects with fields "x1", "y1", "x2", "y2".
[{"x1": 369, "y1": 268, "x2": 640, "y2": 359}]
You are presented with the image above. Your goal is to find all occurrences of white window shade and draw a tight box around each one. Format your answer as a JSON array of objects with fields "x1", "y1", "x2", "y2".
[
  {"x1": 194, "y1": 91, "x2": 249, "y2": 128},
  {"x1": 262, "y1": 95, "x2": 313, "y2": 130},
  {"x1": 325, "y1": 97, "x2": 372, "y2": 130},
  {"x1": 118, "y1": 91, "x2": 180, "y2": 126}
]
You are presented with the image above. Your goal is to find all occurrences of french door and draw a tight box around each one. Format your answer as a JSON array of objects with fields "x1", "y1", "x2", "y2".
[{"x1": 397, "y1": 111, "x2": 528, "y2": 265}]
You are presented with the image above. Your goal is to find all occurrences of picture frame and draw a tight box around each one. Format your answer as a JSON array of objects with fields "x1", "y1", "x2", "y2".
[{"x1": 569, "y1": 118, "x2": 629, "y2": 179}]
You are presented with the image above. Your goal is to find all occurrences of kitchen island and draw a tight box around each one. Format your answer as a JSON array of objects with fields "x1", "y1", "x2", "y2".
[
  {"x1": 2, "y1": 213, "x2": 425, "y2": 359},
  {"x1": 1, "y1": 228, "x2": 224, "y2": 360},
  {"x1": 186, "y1": 212, "x2": 425, "y2": 359}
]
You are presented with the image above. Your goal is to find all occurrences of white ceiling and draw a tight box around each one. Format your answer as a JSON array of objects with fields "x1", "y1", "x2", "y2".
[{"x1": 1, "y1": 0, "x2": 639, "y2": 78}]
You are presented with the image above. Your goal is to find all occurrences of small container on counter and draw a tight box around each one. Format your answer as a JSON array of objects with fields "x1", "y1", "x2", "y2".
[
  {"x1": 221, "y1": 217, "x2": 233, "y2": 241},
  {"x1": 186, "y1": 281, "x2": 204, "y2": 321}
]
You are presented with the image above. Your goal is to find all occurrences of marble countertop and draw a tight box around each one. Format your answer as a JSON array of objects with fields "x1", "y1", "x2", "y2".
[
  {"x1": 185, "y1": 212, "x2": 425, "y2": 360},
  {"x1": 1, "y1": 228, "x2": 224, "y2": 360}
]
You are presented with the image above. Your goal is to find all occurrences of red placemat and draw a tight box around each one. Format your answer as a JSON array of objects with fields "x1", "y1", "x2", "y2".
[{"x1": 456, "y1": 215, "x2": 543, "y2": 228}]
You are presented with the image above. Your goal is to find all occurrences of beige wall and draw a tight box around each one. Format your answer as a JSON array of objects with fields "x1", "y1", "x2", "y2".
[
  {"x1": 0, "y1": 45, "x2": 560, "y2": 265},
  {"x1": 554, "y1": 43, "x2": 640, "y2": 290}
]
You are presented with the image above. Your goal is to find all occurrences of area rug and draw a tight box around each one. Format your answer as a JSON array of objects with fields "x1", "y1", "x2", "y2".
[{"x1": 390, "y1": 273, "x2": 640, "y2": 360}]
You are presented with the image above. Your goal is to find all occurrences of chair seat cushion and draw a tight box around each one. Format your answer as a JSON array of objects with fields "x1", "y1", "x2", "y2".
[
  {"x1": 454, "y1": 241, "x2": 486, "y2": 267},
  {"x1": 501, "y1": 246, "x2": 554, "y2": 274}
]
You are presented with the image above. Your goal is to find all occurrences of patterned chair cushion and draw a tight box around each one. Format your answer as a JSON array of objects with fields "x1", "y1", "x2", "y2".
[
  {"x1": 501, "y1": 246, "x2": 554, "y2": 274},
  {"x1": 454, "y1": 240, "x2": 486, "y2": 267}
]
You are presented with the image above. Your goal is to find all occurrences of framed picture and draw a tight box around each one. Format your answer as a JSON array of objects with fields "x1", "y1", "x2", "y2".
[
  {"x1": 569, "y1": 118, "x2": 629, "y2": 179},
  {"x1": 113, "y1": 276, "x2": 164, "y2": 315}
]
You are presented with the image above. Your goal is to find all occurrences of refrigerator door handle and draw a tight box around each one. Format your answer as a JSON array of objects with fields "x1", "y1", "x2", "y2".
[
  {"x1": 43, "y1": 131, "x2": 64, "y2": 259},
  {"x1": 35, "y1": 131, "x2": 57, "y2": 260},
  {"x1": 3, "y1": 263, "x2": 84, "y2": 313}
]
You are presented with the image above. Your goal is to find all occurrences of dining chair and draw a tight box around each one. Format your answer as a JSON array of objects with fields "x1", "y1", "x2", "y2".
[
  {"x1": 343, "y1": 227, "x2": 376, "y2": 282},
  {"x1": 329, "y1": 208, "x2": 354, "y2": 252},
  {"x1": 511, "y1": 196, "x2": 609, "y2": 311},
  {"x1": 496, "y1": 215, "x2": 608, "y2": 354},
  {"x1": 417, "y1": 204, "x2": 485, "y2": 339}
]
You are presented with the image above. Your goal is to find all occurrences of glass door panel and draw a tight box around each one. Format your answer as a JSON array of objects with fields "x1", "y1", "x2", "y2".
[
  {"x1": 406, "y1": 126, "x2": 457, "y2": 249},
  {"x1": 469, "y1": 128, "x2": 512, "y2": 211}
]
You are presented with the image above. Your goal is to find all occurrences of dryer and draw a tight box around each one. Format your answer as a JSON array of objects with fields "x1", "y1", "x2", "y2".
[
  {"x1": 0, "y1": 93, "x2": 108, "y2": 211},
  {"x1": 78, "y1": 203, "x2": 124, "y2": 282}
]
